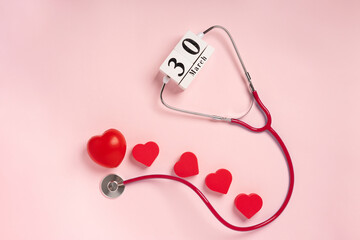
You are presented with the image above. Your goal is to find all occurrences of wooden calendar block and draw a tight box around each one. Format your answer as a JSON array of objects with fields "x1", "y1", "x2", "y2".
[
  {"x1": 160, "y1": 49, "x2": 193, "y2": 84},
  {"x1": 159, "y1": 30, "x2": 214, "y2": 90},
  {"x1": 179, "y1": 45, "x2": 215, "y2": 90},
  {"x1": 174, "y1": 31, "x2": 208, "y2": 63}
]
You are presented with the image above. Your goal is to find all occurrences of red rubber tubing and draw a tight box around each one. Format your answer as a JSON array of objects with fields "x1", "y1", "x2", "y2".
[{"x1": 123, "y1": 90, "x2": 294, "y2": 231}]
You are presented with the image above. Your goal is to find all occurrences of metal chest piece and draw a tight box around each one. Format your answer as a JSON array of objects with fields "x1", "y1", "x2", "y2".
[{"x1": 101, "y1": 174, "x2": 125, "y2": 198}]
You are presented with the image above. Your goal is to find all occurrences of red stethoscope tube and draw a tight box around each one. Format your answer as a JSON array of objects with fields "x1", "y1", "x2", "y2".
[{"x1": 124, "y1": 90, "x2": 294, "y2": 231}]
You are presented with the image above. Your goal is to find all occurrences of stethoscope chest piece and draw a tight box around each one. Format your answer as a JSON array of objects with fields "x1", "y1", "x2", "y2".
[{"x1": 101, "y1": 174, "x2": 125, "y2": 198}]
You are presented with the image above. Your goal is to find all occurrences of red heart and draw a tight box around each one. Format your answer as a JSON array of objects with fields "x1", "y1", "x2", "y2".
[
  {"x1": 87, "y1": 129, "x2": 127, "y2": 168},
  {"x1": 132, "y1": 141, "x2": 159, "y2": 167},
  {"x1": 205, "y1": 169, "x2": 232, "y2": 194},
  {"x1": 234, "y1": 193, "x2": 263, "y2": 219},
  {"x1": 174, "y1": 152, "x2": 199, "y2": 177}
]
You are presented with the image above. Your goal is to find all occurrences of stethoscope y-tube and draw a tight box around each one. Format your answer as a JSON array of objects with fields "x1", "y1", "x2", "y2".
[{"x1": 102, "y1": 25, "x2": 294, "y2": 231}]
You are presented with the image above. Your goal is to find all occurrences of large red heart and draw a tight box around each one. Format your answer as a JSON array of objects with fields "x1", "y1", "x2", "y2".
[
  {"x1": 205, "y1": 169, "x2": 232, "y2": 194},
  {"x1": 132, "y1": 141, "x2": 159, "y2": 167},
  {"x1": 87, "y1": 129, "x2": 127, "y2": 168},
  {"x1": 174, "y1": 152, "x2": 199, "y2": 177},
  {"x1": 234, "y1": 193, "x2": 263, "y2": 219}
]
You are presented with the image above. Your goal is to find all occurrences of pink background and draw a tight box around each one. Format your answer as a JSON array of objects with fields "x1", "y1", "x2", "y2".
[{"x1": 1, "y1": 0, "x2": 359, "y2": 239}]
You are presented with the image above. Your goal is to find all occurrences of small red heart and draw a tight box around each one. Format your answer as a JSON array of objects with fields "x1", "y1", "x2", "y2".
[
  {"x1": 205, "y1": 169, "x2": 232, "y2": 194},
  {"x1": 234, "y1": 193, "x2": 263, "y2": 219},
  {"x1": 174, "y1": 152, "x2": 199, "y2": 177},
  {"x1": 132, "y1": 141, "x2": 159, "y2": 167},
  {"x1": 87, "y1": 129, "x2": 127, "y2": 168}
]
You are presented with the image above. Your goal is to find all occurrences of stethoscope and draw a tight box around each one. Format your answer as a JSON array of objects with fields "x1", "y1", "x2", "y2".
[{"x1": 100, "y1": 25, "x2": 294, "y2": 231}]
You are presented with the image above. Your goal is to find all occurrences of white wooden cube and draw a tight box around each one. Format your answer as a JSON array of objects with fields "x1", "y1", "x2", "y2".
[
  {"x1": 174, "y1": 31, "x2": 208, "y2": 63},
  {"x1": 159, "y1": 30, "x2": 214, "y2": 90},
  {"x1": 179, "y1": 45, "x2": 215, "y2": 90},
  {"x1": 159, "y1": 49, "x2": 193, "y2": 84}
]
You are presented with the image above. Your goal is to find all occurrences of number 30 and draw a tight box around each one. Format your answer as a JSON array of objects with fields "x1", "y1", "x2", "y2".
[{"x1": 167, "y1": 38, "x2": 201, "y2": 77}]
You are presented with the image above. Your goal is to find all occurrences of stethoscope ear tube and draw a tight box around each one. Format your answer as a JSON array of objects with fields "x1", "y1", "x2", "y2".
[
  {"x1": 160, "y1": 25, "x2": 256, "y2": 122},
  {"x1": 231, "y1": 91, "x2": 271, "y2": 131}
]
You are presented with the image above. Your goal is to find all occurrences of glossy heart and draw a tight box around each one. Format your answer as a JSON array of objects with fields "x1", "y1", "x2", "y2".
[
  {"x1": 174, "y1": 152, "x2": 199, "y2": 177},
  {"x1": 234, "y1": 193, "x2": 263, "y2": 219},
  {"x1": 132, "y1": 141, "x2": 159, "y2": 167},
  {"x1": 205, "y1": 169, "x2": 232, "y2": 194},
  {"x1": 87, "y1": 129, "x2": 127, "y2": 168}
]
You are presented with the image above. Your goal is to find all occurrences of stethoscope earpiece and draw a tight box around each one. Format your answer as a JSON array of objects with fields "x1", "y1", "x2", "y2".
[{"x1": 101, "y1": 174, "x2": 125, "y2": 199}]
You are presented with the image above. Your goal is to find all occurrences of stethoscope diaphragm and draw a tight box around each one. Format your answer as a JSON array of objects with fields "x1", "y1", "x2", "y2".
[{"x1": 101, "y1": 174, "x2": 125, "y2": 198}]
